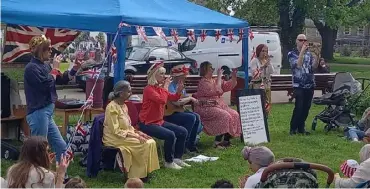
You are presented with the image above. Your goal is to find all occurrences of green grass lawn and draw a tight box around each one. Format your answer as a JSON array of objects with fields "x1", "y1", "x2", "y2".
[
  {"x1": 2, "y1": 63, "x2": 70, "y2": 82},
  {"x1": 330, "y1": 53, "x2": 370, "y2": 65},
  {"x1": 1, "y1": 104, "x2": 364, "y2": 188}
]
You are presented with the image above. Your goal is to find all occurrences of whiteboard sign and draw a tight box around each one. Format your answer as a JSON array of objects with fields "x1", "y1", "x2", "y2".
[{"x1": 239, "y1": 95, "x2": 268, "y2": 145}]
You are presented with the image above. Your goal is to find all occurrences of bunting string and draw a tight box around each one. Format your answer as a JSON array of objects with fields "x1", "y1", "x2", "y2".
[{"x1": 64, "y1": 23, "x2": 122, "y2": 160}]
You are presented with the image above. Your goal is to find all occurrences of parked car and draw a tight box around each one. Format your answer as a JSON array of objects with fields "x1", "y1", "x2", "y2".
[
  {"x1": 75, "y1": 46, "x2": 198, "y2": 91},
  {"x1": 124, "y1": 46, "x2": 198, "y2": 76}
]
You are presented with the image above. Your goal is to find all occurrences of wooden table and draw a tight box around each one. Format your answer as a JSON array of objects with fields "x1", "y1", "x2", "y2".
[{"x1": 54, "y1": 108, "x2": 104, "y2": 136}]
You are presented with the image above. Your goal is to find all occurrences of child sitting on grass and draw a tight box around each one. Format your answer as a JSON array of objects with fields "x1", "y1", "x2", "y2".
[
  {"x1": 124, "y1": 178, "x2": 144, "y2": 188},
  {"x1": 65, "y1": 177, "x2": 88, "y2": 188}
]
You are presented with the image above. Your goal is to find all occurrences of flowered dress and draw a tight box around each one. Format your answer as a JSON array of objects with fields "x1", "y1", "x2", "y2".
[{"x1": 193, "y1": 78, "x2": 241, "y2": 137}]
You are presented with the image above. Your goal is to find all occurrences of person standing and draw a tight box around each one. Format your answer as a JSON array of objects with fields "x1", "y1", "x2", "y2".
[
  {"x1": 288, "y1": 34, "x2": 315, "y2": 135},
  {"x1": 24, "y1": 35, "x2": 67, "y2": 161}
]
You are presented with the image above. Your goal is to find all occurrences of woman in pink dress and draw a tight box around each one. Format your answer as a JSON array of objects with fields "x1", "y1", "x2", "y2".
[{"x1": 193, "y1": 61, "x2": 241, "y2": 149}]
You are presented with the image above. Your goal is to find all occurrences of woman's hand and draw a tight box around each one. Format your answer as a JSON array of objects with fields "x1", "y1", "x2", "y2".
[
  {"x1": 56, "y1": 154, "x2": 71, "y2": 175},
  {"x1": 163, "y1": 77, "x2": 172, "y2": 90},
  {"x1": 176, "y1": 80, "x2": 185, "y2": 94},
  {"x1": 231, "y1": 68, "x2": 237, "y2": 78},
  {"x1": 190, "y1": 97, "x2": 199, "y2": 104},
  {"x1": 217, "y1": 68, "x2": 224, "y2": 78},
  {"x1": 48, "y1": 152, "x2": 56, "y2": 164}
]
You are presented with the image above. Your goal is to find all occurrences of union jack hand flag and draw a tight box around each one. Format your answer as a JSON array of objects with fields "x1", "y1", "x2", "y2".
[
  {"x1": 75, "y1": 121, "x2": 87, "y2": 136},
  {"x1": 2, "y1": 24, "x2": 79, "y2": 63},
  {"x1": 81, "y1": 93, "x2": 94, "y2": 110},
  {"x1": 80, "y1": 67, "x2": 101, "y2": 79}
]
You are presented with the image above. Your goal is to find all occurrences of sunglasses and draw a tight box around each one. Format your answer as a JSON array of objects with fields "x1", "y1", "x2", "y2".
[{"x1": 298, "y1": 39, "x2": 307, "y2": 42}]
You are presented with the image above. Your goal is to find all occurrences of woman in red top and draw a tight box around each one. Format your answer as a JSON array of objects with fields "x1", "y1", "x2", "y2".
[{"x1": 139, "y1": 62, "x2": 190, "y2": 170}]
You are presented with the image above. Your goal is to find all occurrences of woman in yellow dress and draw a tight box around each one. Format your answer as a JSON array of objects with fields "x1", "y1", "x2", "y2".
[{"x1": 103, "y1": 80, "x2": 160, "y2": 182}]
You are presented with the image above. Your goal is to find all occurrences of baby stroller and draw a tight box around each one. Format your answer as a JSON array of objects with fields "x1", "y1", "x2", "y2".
[
  {"x1": 311, "y1": 72, "x2": 365, "y2": 132},
  {"x1": 255, "y1": 158, "x2": 334, "y2": 188}
]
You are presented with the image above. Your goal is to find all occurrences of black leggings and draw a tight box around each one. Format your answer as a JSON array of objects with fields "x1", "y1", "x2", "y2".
[{"x1": 215, "y1": 133, "x2": 232, "y2": 142}]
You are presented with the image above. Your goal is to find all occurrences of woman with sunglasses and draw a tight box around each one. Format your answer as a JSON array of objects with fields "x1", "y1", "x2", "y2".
[
  {"x1": 250, "y1": 44, "x2": 275, "y2": 113},
  {"x1": 23, "y1": 35, "x2": 67, "y2": 165}
]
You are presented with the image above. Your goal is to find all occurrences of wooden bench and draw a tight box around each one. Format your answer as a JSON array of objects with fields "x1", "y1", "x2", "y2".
[
  {"x1": 271, "y1": 73, "x2": 336, "y2": 101},
  {"x1": 127, "y1": 75, "x2": 208, "y2": 94}
]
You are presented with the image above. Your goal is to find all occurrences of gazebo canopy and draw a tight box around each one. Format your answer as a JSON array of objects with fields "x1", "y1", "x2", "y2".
[{"x1": 2, "y1": 0, "x2": 248, "y2": 33}]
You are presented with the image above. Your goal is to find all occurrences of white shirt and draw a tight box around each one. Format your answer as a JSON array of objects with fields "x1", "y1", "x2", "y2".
[{"x1": 244, "y1": 167, "x2": 266, "y2": 188}]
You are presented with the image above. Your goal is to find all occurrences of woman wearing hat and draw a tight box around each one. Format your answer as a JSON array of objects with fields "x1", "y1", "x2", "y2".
[
  {"x1": 138, "y1": 62, "x2": 190, "y2": 170},
  {"x1": 24, "y1": 35, "x2": 67, "y2": 164},
  {"x1": 239, "y1": 146, "x2": 275, "y2": 188},
  {"x1": 335, "y1": 144, "x2": 370, "y2": 187},
  {"x1": 164, "y1": 64, "x2": 202, "y2": 153},
  {"x1": 103, "y1": 80, "x2": 160, "y2": 181}
]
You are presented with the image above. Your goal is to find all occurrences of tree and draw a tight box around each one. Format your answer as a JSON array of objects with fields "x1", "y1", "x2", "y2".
[
  {"x1": 74, "y1": 31, "x2": 90, "y2": 50},
  {"x1": 95, "y1": 32, "x2": 106, "y2": 50},
  {"x1": 306, "y1": 0, "x2": 367, "y2": 60},
  {"x1": 194, "y1": 0, "x2": 278, "y2": 26},
  {"x1": 277, "y1": 0, "x2": 307, "y2": 68}
]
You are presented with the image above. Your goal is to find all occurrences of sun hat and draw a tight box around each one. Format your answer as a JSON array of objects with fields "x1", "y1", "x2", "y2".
[
  {"x1": 171, "y1": 64, "x2": 190, "y2": 77},
  {"x1": 340, "y1": 159, "x2": 359, "y2": 177}
]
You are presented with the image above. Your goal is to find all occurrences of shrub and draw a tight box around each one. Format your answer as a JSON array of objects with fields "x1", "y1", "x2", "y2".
[
  {"x1": 340, "y1": 45, "x2": 352, "y2": 57},
  {"x1": 361, "y1": 46, "x2": 370, "y2": 57},
  {"x1": 349, "y1": 85, "x2": 370, "y2": 116}
]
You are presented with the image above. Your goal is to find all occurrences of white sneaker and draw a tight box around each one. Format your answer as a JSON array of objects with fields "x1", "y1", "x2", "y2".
[
  {"x1": 164, "y1": 162, "x2": 182, "y2": 169},
  {"x1": 174, "y1": 158, "x2": 191, "y2": 167}
]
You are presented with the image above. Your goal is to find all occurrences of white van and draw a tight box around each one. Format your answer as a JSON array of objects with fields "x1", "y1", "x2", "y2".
[{"x1": 131, "y1": 31, "x2": 282, "y2": 76}]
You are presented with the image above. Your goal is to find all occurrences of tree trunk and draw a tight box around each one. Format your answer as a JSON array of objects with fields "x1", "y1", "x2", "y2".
[
  {"x1": 314, "y1": 21, "x2": 337, "y2": 61},
  {"x1": 278, "y1": 0, "x2": 306, "y2": 69}
]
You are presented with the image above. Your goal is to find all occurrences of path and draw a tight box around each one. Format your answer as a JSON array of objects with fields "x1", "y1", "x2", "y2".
[{"x1": 18, "y1": 89, "x2": 324, "y2": 106}]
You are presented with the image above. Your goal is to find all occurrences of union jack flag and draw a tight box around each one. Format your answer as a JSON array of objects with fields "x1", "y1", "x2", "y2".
[
  {"x1": 2, "y1": 24, "x2": 79, "y2": 63},
  {"x1": 65, "y1": 147, "x2": 74, "y2": 161},
  {"x1": 237, "y1": 29, "x2": 244, "y2": 44},
  {"x1": 79, "y1": 67, "x2": 101, "y2": 79},
  {"x1": 227, "y1": 29, "x2": 234, "y2": 42},
  {"x1": 75, "y1": 121, "x2": 87, "y2": 136},
  {"x1": 81, "y1": 93, "x2": 94, "y2": 110},
  {"x1": 170, "y1": 29, "x2": 179, "y2": 44},
  {"x1": 215, "y1": 30, "x2": 222, "y2": 42},
  {"x1": 136, "y1": 26, "x2": 148, "y2": 42},
  {"x1": 200, "y1": 30, "x2": 207, "y2": 42},
  {"x1": 187, "y1": 29, "x2": 196, "y2": 42}
]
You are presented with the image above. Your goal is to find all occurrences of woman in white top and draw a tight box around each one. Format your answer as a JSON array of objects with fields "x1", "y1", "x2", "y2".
[
  {"x1": 335, "y1": 144, "x2": 370, "y2": 188},
  {"x1": 250, "y1": 44, "x2": 274, "y2": 109},
  {"x1": 240, "y1": 146, "x2": 275, "y2": 188},
  {"x1": 6, "y1": 136, "x2": 70, "y2": 188}
]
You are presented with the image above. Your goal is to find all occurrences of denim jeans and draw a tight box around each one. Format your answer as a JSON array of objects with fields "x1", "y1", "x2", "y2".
[
  {"x1": 290, "y1": 88, "x2": 314, "y2": 133},
  {"x1": 139, "y1": 121, "x2": 188, "y2": 163},
  {"x1": 26, "y1": 104, "x2": 67, "y2": 162},
  {"x1": 346, "y1": 128, "x2": 365, "y2": 140},
  {"x1": 164, "y1": 111, "x2": 200, "y2": 149}
]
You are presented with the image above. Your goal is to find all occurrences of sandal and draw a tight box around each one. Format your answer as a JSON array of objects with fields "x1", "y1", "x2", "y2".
[
  {"x1": 213, "y1": 142, "x2": 226, "y2": 149},
  {"x1": 220, "y1": 141, "x2": 232, "y2": 147}
]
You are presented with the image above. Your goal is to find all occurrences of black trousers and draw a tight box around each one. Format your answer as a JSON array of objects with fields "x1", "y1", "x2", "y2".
[{"x1": 290, "y1": 87, "x2": 314, "y2": 133}]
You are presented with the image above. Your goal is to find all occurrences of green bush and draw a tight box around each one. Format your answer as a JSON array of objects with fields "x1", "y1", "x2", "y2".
[
  {"x1": 361, "y1": 46, "x2": 370, "y2": 57},
  {"x1": 350, "y1": 85, "x2": 370, "y2": 116},
  {"x1": 340, "y1": 45, "x2": 352, "y2": 57}
]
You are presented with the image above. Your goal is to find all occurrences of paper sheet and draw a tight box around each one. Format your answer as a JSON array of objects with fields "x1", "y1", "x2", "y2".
[{"x1": 184, "y1": 155, "x2": 219, "y2": 163}]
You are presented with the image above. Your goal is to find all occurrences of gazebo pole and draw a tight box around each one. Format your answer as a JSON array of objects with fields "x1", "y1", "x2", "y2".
[
  {"x1": 114, "y1": 34, "x2": 128, "y2": 84},
  {"x1": 242, "y1": 28, "x2": 249, "y2": 89}
]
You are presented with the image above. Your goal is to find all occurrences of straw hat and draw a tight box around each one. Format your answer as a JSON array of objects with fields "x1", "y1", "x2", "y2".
[
  {"x1": 340, "y1": 159, "x2": 359, "y2": 177},
  {"x1": 171, "y1": 64, "x2": 190, "y2": 77},
  {"x1": 147, "y1": 61, "x2": 164, "y2": 78}
]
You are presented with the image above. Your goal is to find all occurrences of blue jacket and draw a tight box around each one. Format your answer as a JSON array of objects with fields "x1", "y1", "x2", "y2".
[
  {"x1": 24, "y1": 57, "x2": 57, "y2": 114},
  {"x1": 86, "y1": 113, "x2": 105, "y2": 178}
]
